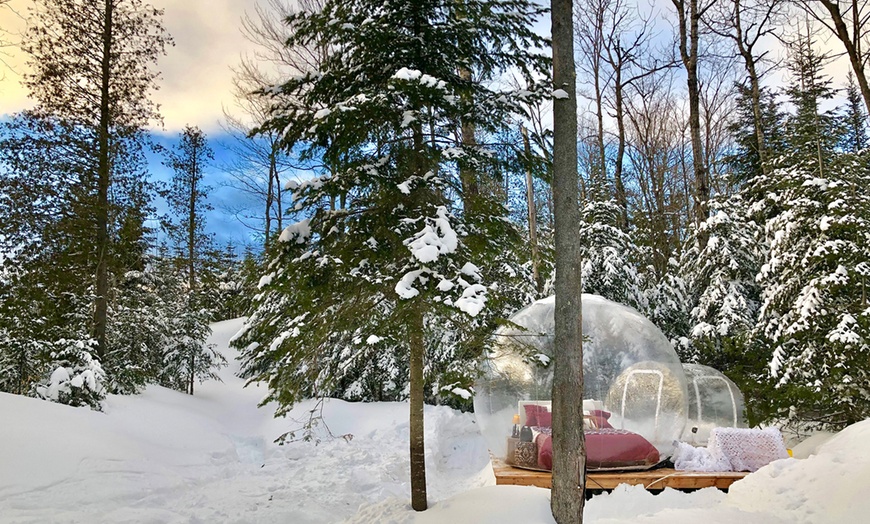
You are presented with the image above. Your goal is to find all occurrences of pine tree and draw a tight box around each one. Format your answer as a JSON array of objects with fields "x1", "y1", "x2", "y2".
[
  {"x1": 842, "y1": 72, "x2": 868, "y2": 153},
  {"x1": 234, "y1": 0, "x2": 549, "y2": 511},
  {"x1": 162, "y1": 127, "x2": 223, "y2": 395},
  {"x1": 21, "y1": 0, "x2": 170, "y2": 359},
  {"x1": 747, "y1": 40, "x2": 870, "y2": 427},
  {"x1": 0, "y1": 0, "x2": 169, "y2": 403},
  {"x1": 578, "y1": 199, "x2": 645, "y2": 311},
  {"x1": 683, "y1": 195, "x2": 762, "y2": 372}
]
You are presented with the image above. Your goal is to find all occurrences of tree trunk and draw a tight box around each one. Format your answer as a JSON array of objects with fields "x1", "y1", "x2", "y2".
[
  {"x1": 188, "y1": 142, "x2": 198, "y2": 293},
  {"x1": 93, "y1": 0, "x2": 114, "y2": 360},
  {"x1": 613, "y1": 74, "x2": 629, "y2": 231},
  {"x1": 409, "y1": 299, "x2": 427, "y2": 511},
  {"x1": 551, "y1": 0, "x2": 586, "y2": 522},
  {"x1": 674, "y1": 0, "x2": 709, "y2": 240},
  {"x1": 816, "y1": 0, "x2": 870, "y2": 118},
  {"x1": 265, "y1": 149, "x2": 274, "y2": 248},
  {"x1": 408, "y1": 121, "x2": 428, "y2": 511},
  {"x1": 522, "y1": 126, "x2": 543, "y2": 295}
]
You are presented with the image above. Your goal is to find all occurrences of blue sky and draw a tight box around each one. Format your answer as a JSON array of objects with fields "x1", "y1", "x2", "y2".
[{"x1": 146, "y1": 130, "x2": 268, "y2": 253}]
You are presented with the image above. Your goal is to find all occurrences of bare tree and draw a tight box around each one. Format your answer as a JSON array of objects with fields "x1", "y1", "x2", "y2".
[
  {"x1": 224, "y1": 0, "x2": 328, "y2": 248},
  {"x1": 797, "y1": 0, "x2": 870, "y2": 116},
  {"x1": 598, "y1": 0, "x2": 674, "y2": 231},
  {"x1": 671, "y1": 0, "x2": 717, "y2": 235},
  {"x1": 551, "y1": 0, "x2": 586, "y2": 521},
  {"x1": 625, "y1": 72, "x2": 688, "y2": 278},
  {"x1": 704, "y1": 0, "x2": 781, "y2": 176}
]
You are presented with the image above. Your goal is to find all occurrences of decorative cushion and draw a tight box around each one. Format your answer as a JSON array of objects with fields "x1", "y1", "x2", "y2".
[
  {"x1": 514, "y1": 441, "x2": 538, "y2": 468},
  {"x1": 537, "y1": 411, "x2": 552, "y2": 428}
]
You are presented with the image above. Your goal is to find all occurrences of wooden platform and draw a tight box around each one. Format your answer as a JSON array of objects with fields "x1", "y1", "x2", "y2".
[{"x1": 492, "y1": 458, "x2": 748, "y2": 491}]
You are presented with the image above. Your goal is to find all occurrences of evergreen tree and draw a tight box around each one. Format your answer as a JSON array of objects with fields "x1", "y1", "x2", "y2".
[
  {"x1": 746, "y1": 41, "x2": 870, "y2": 427},
  {"x1": 726, "y1": 84, "x2": 785, "y2": 186},
  {"x1": 163, "y1": 126, "x2": 214, "y2": 292},
  {"x1": 842, "y1": 72, "x2": 868, "y2": 153},
  {"x1": 578, "y1": 199, "x2": 645, "y2": 311},
  {"x1": 682, "y1": 195, "x2": 762, "y2": 373},
  {"x1": 20, "y1": 0, "x2": 170, "y2": 358},
  {"x1": 234, "y1": 0, "x2": 549, "y2": 510}
]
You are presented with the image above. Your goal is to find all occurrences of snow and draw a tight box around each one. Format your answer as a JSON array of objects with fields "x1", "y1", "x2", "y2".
[
  {"x1": 278, "y1": 219, "x2": 312, "y2": 244},
  {"x1": 552, "y1": 89, "x2": 569, "y2": 99},
  {"x1": 3, "y1": 318, "x2": 870, "y2": 523}
]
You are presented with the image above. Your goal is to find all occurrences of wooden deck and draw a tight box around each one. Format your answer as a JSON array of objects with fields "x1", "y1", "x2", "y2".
[{"x1": 492, "y1": 458, "x2": 748, "y2": 491}]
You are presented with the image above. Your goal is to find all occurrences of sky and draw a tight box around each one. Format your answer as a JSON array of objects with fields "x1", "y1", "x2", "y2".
[{"x1": 0, "y1": 0, "x2": 275, "y2": 250}]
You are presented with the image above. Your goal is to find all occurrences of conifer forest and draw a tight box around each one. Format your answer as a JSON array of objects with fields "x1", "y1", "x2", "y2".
[{"x1": 2, "y1": 0, "x2": 870, "y2": 446}]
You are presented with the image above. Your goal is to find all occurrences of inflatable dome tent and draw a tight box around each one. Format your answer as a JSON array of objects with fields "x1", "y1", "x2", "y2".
[
  {"x1": 474, "y1": 295, "x2": 689, "y2": 471},
  {"x1": 681, "y1": 363, "x2": 746, "y2": 445}
]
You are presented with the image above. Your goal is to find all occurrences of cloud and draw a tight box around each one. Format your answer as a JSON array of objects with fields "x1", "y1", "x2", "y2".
[{"x1": 0, "y1": 0, "x2": 262, "y2": 133}]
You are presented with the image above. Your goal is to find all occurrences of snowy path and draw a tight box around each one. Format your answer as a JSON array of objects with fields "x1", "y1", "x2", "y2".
[{"x1": 0, "y1": 318, "x2": 493, "y2": 523}]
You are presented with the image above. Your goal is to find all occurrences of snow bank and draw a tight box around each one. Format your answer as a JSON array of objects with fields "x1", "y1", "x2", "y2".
[
  {"x1": 0, "y1": 318, "x2": 491, "y2": 523},
  {"x1": 2, "y1": 316, "x2": 868, "y2": 523}
]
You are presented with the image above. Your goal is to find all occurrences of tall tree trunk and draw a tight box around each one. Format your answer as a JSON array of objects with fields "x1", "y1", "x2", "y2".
[
  {"x1": 265, "y1": 151, "x2": 274, "y2": 248},
  {"x1": 408, "y1": 296, "x2": 427, "y2": 512},
  {"x1": 733, "y1": 0, "x2": 769, "y2": 176},
  {"x1": 409, "y1": 125, "x2": 428, "y2": 512},
  {"x1": 815, "y1": 0, "x2": 870, "y2": 117},
  {"x1": 551, "y1": 0, "x2": 586, "y2": 522},
  {"x1": 522, "y1": 126, "x2": 542, "y2": 295},
  {"x1": 674, "y1": 0, "x2": 709, "y2": 240},
  {"x1": 94, "y1": 0, "x2": 114, "y2": 360},
  {"x1": 188, "y1": 141, "x2": 198, "y2": 396},
  {"x1": 613, "y1": 75, "x2": 629, "y2": 231}
]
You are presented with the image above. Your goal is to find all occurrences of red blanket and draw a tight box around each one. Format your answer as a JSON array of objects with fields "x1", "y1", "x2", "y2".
[{"x1": 534, "y1": 429, "x2": 659, "y2": 471}]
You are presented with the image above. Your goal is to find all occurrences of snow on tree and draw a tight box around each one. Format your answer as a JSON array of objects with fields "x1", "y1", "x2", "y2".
[
  {"x1": 232, "y1": 0, "x2": 549, "y2": 511},
  {"x1": 683, "y1": 195, "x2": 762, "y2": 372},
  {"x1": 578, "y1": 198, "x2": 646, "y2": 311},
  {"x1": 752, "y1": 153, "x2": 870, "y2": 428}
]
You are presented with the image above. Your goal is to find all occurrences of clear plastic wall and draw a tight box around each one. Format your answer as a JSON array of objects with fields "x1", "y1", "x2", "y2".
[
  {"x1": 474, "y1": 295, "x2": 688, "y2": 469},
  {"x1": 681, "y1": 363, "x2": 746, "y2": 445}
]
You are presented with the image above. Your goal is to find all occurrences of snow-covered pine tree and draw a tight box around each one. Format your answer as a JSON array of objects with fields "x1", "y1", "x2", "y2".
[
  {"x1": 161, "y1": 126, "x2": 224, "y2": 395},
  {"x1": 578, "y1": 198, "x2": 646, "y2": 311},
  {"x1": 749, "y1": 38, "x2": 870, "y2": 428},
  {"x1": 643, "y1": 258, "x2": 694, "y2": 361},
  {"x1": 682, "y1": 195, "x2": 762, "y2": 373},
  {"x1": 233, "y1": 0, "x2": 549, "y2": 510}
]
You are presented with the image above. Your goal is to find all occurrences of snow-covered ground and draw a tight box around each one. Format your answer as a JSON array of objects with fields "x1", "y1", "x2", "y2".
[{"x1": 1, "y1": 318, "x2": 868, "y2": 523}]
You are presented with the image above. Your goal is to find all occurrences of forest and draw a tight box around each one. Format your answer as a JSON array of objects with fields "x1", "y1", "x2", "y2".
[{"x1": 1, "y1": 0, "x2": 869, "y2": 447}]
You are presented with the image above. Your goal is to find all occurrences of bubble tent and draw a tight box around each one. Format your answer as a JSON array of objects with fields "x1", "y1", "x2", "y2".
[
  {"x1": 682, "y1": 363, "x2": 746, "y2": 446},
  {"x1": 473, "y1": 294, "x2": 691, "y2": 471}
]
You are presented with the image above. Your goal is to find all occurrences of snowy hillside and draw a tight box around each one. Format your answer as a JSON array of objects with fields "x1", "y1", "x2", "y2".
[{"x1": 1, "y1": 318, "x2": 869, "y2": 523}]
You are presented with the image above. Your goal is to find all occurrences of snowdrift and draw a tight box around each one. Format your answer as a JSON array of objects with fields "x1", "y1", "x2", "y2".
[{"x1": 1, "y1": 317, "x2": 868, "y2": 523}]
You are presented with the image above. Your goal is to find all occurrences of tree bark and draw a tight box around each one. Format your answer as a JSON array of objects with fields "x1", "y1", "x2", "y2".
[
  {"x1": 409, "y1": 297, "x2": 427, "y2": 511},
  {"x1": 522, "y1": 126, "x2": 543, "y2": 295},
  {"x1": 814, "y1": 0, "x2": 870, "y2": 118},
  {"x1": 93, "y1": 0, "x2": 114, "y2": 360},
  {"x1": 612, "y1": 75, "x2": 629, "y2": 231},
  {"x1": 551, "y1": 0, "x2": 586, "y2": 522},
  {"x1": 673, "y1": 0, "x2": 710, "y2": 234},
  {"x1": 409, "y1": 122, "x2": 428, "y2": 511}
]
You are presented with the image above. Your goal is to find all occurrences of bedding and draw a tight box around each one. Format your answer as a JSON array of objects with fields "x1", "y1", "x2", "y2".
[{"x1": 512, "y1": 409, "x2": 660, "y2": 471}]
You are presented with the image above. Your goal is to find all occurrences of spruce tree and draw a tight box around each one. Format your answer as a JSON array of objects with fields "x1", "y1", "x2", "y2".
[
  {"x1": 162, "y1": 126, "x2": 223, "y2": 395},
  {"x1": 842, "y1": 72, "x2": 868, "y2": 153},
  {"x1": 747, "y1": 39, "x2": 870, "y2": 428},
  {"x1": 234, "y1": 0, "x2": 549, "y2": 511}
]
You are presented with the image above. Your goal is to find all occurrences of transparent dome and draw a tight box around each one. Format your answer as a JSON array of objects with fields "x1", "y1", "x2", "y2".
[
  {"x1": 681, "y1": 363, "x2": 746, "y2": 445},
  {"x1": 474, "y1": 295, "x2": 688, "y2": 471}
]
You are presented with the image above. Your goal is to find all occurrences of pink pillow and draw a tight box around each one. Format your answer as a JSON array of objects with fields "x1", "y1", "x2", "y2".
[
  {"x1": 537, "y1": 411, "x2": 552, "y2": 428},
  {"x1": 524, "y1": 404, "x2": 547, "y2": 426}
]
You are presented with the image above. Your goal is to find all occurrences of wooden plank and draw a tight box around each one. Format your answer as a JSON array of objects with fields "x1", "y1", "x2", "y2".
[{"x1": 491, "y1": 458, "x2": 748, "y2": 491}]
